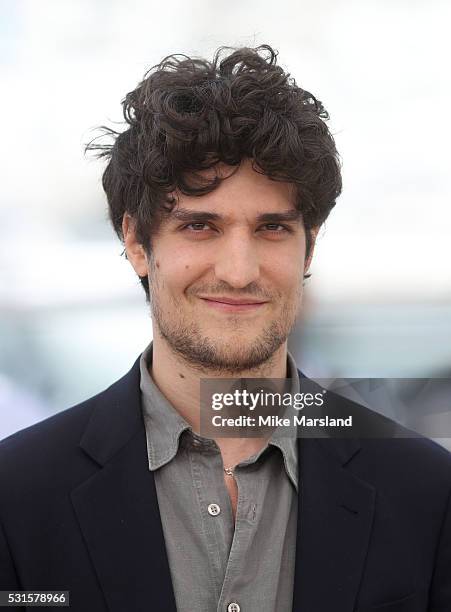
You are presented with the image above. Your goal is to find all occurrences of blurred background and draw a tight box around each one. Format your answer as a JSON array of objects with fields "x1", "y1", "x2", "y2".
[{"x1": 1, "y1": 0, "x2": 450, "y2": 442}]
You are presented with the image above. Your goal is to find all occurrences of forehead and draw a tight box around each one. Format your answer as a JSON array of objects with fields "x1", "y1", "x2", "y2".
[{"x1": 172, "y1": 159, "x2": 296, "y2": 217}]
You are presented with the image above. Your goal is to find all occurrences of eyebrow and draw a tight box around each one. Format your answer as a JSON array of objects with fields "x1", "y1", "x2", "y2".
[{"x1": 169, "y1": 207, "x2": 303, "y2": 224}]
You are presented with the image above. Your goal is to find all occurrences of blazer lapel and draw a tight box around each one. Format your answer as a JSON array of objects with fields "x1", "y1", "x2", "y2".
[
  {"x1": 70, "y1": 357, "x2": 177, "y2": 612},
  {"x1": 292, "y1": 433, "x2": 376, "y2": 612}
]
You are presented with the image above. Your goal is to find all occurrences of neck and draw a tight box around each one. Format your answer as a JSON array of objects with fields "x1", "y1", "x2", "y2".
[{"x1": 149, "y1": 331, "x2": 289, "y2": 434}]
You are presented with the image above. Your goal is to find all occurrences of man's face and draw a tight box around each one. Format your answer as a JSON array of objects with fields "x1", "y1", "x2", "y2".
[{"x1": 125, "y1": 159, "x2": 315, "y2": 374}]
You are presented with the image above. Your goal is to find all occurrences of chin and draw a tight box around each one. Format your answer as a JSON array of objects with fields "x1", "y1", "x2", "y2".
[{"x1": 204, "y1": 329, "x2": 263, "y2": 345}]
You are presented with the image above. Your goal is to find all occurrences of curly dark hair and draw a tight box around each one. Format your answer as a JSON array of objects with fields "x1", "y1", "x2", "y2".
[{"x1": 87, "y1": 44, "x2": 342, "y2": 299}]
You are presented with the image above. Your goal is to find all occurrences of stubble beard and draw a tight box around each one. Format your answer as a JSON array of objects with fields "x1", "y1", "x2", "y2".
[{"x1": 147, "y1": 266, "x2": 302, "y2": 376}]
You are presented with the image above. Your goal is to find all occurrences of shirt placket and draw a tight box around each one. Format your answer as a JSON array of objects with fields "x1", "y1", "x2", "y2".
[
  {"x1": 217, "y1": 462, "x2": 262, "y2": 612},
  {"x1": 189, "y1": 439, "x2": 235, "y2": 604}
]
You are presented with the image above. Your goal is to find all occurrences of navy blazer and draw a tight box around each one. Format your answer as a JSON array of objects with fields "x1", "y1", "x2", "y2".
[{"x1": 1, "y1": 356, "x2": 451, "y2": 611}]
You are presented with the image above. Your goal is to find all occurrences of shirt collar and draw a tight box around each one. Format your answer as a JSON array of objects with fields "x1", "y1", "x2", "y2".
[
  {"x1": 140, "y1": 341, "x2": 299, "y2": 491},
  {"x1": 140, "y1": 342, "x2": 191, "y2": 471}
]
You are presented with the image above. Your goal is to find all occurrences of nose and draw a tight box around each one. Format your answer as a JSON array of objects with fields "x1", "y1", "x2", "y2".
[{"x1": 213, "y1": 228, "x2": 260, "y2": 289}]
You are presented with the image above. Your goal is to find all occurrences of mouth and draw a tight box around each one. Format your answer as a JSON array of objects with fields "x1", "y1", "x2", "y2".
[{"x1": 198, "y1": 296, "x2": 269, "y2": 313}]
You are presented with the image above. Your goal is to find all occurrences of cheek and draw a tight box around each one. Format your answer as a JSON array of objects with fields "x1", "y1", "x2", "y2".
[
  {"x1": 156, "y1": 255, "x2": 203, "y2": 297},
  {"x1": 265, "y1": 253, "x2": 304, "y2": 292},
  {"x1": 159, "y1": 241, "x2": 203, "y2": 271}
]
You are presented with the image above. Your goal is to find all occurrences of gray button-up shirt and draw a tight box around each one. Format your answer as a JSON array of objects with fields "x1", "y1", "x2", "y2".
[{"x1": 140, "y1": 342, "x2": 299, "y2": 612}]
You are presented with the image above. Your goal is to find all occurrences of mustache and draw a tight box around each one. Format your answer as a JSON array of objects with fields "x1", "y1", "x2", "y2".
[{"x1": 189, "y1": 285, "x2": 274, "y2": 301}]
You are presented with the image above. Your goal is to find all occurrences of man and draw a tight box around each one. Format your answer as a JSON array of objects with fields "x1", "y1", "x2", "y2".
[{"x1": 0, "y1": 45, "x2": 450, "y2": 612}]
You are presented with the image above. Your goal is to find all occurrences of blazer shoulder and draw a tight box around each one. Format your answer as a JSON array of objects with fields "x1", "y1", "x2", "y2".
[
  {"x1": 313, "y1": 381, "x2": 451, "y2": 494},
  {"x1": 1, "y1": 391, "x2": 98, "y2": 457},
  {"x1": 0, "y1": 355, "x2": 143, "y2": 522},
  {"x1": 0, "y1": 354, "x2": 142, "y2": 463},
  {"x1": 356, "y1": 434, "x2": 451, "y2": 498},
  {"x1": 0, "y1": 396, "x2": 102, "y2": 493},
  {"x1": 0, "y1": 358, "x2": 136, "y2": 486}
]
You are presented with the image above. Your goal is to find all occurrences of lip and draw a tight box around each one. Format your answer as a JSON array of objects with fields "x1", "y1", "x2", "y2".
[{"x1": 199, "y1": 296, "x2": 268, "y2": 313}]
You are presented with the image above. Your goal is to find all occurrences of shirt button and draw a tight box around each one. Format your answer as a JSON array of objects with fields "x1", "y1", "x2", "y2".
[
  {"x1": 227, "y1": 603, "x2": 240, "y2": 612},
  {"x1": 207, "y1": 503, "x2": 221, "y2": 516}
]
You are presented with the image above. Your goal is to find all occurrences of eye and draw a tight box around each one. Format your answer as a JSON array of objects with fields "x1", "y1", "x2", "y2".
[
  {"x1": 181, "y1": 223, "x2": 213, "y2": 232},
  {"x1": 260, "y1": 224, "x2": 292, "y2": 234}
]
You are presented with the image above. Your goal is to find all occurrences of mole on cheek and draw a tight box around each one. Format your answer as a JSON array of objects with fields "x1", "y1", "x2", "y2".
[
  {"x1": 156, "y1": 261, "x2": 160, "y2": 269},
  {"x1": 179, "y1": 372, "x2": 185, "y2": 378},
  {"x1": 185, "y1": 265, "x2": 189, "y2": 269}
]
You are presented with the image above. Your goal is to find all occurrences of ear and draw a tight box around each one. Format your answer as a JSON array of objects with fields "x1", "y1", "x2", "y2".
[
  {"x1": 304, "y1": 226, "x2": 320, "y2": 275},
  {"x1": 122, "y1": 213, "x2": 149, "y2": 277}
]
